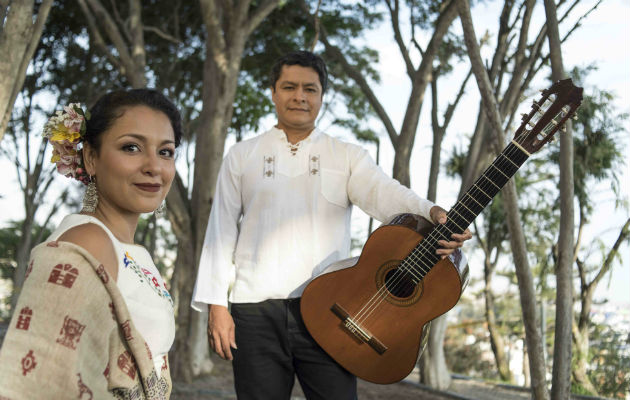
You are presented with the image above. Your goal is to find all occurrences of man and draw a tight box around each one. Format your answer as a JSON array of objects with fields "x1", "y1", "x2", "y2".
[{"x1": 192, "y1": 50, "x2": 471, "y2": 399}]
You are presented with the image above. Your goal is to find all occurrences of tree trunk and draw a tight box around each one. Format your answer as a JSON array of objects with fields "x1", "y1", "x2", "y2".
[
  {"x1": 457, "y1": 0, "x2": 548, "y2": 397},
  {"x1": 484, "y1": 258, "x2": 512, "y2": 381},
  {"x1": 420, "y1": 314, "x2": 451, "y2": 389},
  {"x1": 168, "y1": 0, "x2": 281, "y2": 381},
  {"x1": 0, "y1": 0, "x2": 53, "y2": 142},
  {"x1": 543, "y1": 0, "x2": 574, "y2": 398}
]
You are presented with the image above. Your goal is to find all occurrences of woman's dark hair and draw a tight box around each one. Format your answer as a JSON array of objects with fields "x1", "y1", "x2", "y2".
[
  {"x1": 270, "y1": 51, "x2": 328, "y2": 94},
  {"x1": 85, "y1": 88, "x2": 182, "y2": 151}
]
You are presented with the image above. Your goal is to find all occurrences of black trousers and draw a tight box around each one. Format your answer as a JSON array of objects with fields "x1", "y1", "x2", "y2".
[{"x1": 231, "y1": 298, "x2": 357, "y2": 400}]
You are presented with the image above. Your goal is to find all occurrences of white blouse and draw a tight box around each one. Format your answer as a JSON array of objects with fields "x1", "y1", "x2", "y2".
[
  {"x1": 50, "y1": 214, "x2": 175, "y2": 375},
  {"x1": 191, "y1": 127, "x2": 435, "y2": 310}
]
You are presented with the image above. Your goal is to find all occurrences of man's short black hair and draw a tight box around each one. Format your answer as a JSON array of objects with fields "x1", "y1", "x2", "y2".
[{"x1": 270, "y1": 51, "x2": 328, "y2": 94}]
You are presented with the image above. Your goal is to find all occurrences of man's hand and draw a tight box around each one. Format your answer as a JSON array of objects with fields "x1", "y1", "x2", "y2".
[
  {"x1": 207, "y1": 304, "x2": 237, "y2": 360},
  {"x1": 429, "y1": 205, "x2": 473, "y2": 258}
]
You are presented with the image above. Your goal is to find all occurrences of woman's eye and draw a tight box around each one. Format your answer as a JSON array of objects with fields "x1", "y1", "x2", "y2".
[
  {"x1": 160, "y1": 148, "x2": 175, "y2": 158},
  {"x1": 122, "y1": 144, "x2": 140, "y2": 152}
]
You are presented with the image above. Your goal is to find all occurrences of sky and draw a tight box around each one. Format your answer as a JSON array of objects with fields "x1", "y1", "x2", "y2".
[
  {"x1": 322, "y1": 0, "x2": 630, "y2": 307},
  {"x1": 0, "y1": 0, "x2": 628, "y2": 307}
]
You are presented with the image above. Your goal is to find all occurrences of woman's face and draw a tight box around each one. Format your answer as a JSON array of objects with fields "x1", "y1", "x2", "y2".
[{"x1": 85, "y1": 105, "x2": 176, "y2": 215}]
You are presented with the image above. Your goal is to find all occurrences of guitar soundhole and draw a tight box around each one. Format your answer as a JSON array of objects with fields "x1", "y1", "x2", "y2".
[
  {"x1": 375, "y1": 261, "x2": 422, "y2": 306},
  {"x1": 384, "y1": 268, "x2": 416, "y2": 298}
]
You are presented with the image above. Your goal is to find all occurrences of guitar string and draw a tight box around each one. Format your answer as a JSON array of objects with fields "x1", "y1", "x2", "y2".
[
  {"x1": 351, "y1": 104, "x2": 557, "y2": 328},
  {"x1": 354, "y1": 138, "x2": 529, "y2": 328},
  {"x1": 352, "y1": 97, "x2": 564, "y2": 327},
  {"x1": 352, "y1": 144, "x2": 523, "y2": 326},
  {"x1": 354, "y1": 97, "x2": 568, "y2": 329}
]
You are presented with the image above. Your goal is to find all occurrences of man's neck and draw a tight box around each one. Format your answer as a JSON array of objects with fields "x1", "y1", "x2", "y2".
[{"x1": 277, "y1": 125, "x2": 314, "y2": 144}]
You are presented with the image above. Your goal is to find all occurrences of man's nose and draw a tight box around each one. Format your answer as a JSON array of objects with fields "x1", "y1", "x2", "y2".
[{"x1": 293, "y1": 87, "x2": 306, "y2": 101}]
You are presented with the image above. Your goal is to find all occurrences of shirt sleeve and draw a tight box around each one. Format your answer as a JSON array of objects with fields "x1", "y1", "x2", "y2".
[
  {"x1": 191, "y1": 147, "x2": 242, "y2": 310},
  {"x1": 346, "y1": 144, "x2": 435, "y2": 223}
]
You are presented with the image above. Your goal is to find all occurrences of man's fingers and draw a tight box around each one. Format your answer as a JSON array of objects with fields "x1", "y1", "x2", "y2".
[{"x1": 211, "y1": 331, "x2": 226, "y2": 359}]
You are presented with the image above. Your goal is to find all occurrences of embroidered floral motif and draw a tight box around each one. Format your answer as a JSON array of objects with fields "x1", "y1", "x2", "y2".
[
  {"x1": 121, "y1": 320, "x2": 133, "y2": 341},
  {"x1": 77, "y1": 373, "x2": 93, "y2": 399},
  {"x1": 21, "y1": 350, "x2": 36, "y2": 376},
  {"x1": 24, "y1": 260, "x2": 34, "y2": 280},
  {"x1": 122, "y1": 252, "x2": 173, "y2": 306},
  {"x1": 16, "y1": 307, "x2": 32, "y2": 330},
  {"x1": 263, "y1": 156, "x2": 275, "y2": 178},
  {"x1": 309, "y1": 154, "x2": 320, "y2": 176},
  {"x1": 56, "y1": 315, "x2": 86, "y2": 350},
  {"x1": 108, "y1": 302, "x2": 116, "y2": 320},
  {"x1": 96, "y1": 264, "x2": 109, "y2": 284},
  {"x1": 48, "y1": 263, "x2": 79, "y2": 288},
  {"x1": 145, "y1": 341, "x2": 152, "y2": 360},
  {"x1": 117, "y1": 350, "x2": 136, "y2": 380}
]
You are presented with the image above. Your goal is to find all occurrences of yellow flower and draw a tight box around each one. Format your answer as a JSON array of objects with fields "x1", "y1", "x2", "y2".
[{"x1": 49, "y1": 123, "x2": 81, "y2": 143}]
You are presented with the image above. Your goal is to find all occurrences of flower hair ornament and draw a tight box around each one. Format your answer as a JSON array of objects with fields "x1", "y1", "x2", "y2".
[{"x1": 42, "y1": 103, "x2": 91, "y2": 185}]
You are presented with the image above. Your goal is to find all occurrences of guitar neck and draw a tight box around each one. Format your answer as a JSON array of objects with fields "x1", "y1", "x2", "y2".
[{"x1": 405, "y1": 141, "x2": 530, "y2": 280}]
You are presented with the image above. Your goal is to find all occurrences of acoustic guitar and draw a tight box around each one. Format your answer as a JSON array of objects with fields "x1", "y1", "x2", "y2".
[{"x1": 300, "y1": 78, "x2": 583, "y2": 384}]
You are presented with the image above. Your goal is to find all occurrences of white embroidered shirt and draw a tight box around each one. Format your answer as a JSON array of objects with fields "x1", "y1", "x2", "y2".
[{"x1": 191, "y1": 127, "x2": 435, "y2": 309}]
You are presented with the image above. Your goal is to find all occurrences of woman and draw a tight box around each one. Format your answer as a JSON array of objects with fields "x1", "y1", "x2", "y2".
[{"x1": 0, "y1": 89, "x2": 181, "y2": 399}]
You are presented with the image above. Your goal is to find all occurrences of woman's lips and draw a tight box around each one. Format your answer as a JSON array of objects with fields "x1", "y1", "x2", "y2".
[{"x1": 134, "y1": 183, "x2": 161, "y2": 192}]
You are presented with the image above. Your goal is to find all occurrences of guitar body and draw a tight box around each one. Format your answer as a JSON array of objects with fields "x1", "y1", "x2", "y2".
[
  {"x1": 301, "y1": 79, "x2": 583, "y2": 384},
  {"x1": 301, "y1": 214, "x2": 469, "y2": 384}
]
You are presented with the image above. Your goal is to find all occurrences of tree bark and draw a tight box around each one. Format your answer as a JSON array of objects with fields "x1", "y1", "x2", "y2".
[
  {"x1": 167, "y1": 0, "x2": 281, "y2": 381},
  {"x1": 457, "y1": 0, "x2": 548, "y2": 398},
  {"x1": 543, "y1": 0, "x2": 574, "y2": 398},
  {"x1": 484, "y1": 256, "x2": 512, "y2": 381},
  {"x1": 0, "y1": 0, "x2": 53, "y2": 142},
  {"x1": 77, "y1": 0, "x2": 147, "y2": 88}
]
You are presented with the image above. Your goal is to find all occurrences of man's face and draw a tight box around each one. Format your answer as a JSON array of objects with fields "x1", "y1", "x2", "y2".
[{"x1": 272, "y1": 65, "x2": 323, "y2": 134}]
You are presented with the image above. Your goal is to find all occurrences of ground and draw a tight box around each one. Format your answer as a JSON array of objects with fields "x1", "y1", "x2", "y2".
[{"x1": 170, "y1": 355, "x2": 534, "y2": 400}]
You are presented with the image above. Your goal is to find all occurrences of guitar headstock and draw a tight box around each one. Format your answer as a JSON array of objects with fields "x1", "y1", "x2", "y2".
[{"x1": 514, "y1": 78, "x2": 583, "y2": 154}]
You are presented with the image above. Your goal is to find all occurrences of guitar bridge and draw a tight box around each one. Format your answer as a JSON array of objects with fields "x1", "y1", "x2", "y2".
[{"x1": 331, "y1": 303, "x2": 387, "y2": 355}]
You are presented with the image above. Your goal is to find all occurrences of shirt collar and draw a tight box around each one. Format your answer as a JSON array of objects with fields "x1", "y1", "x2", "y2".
[{"x1": 270, "y1": 126, "x2": 321, "y2": 144}]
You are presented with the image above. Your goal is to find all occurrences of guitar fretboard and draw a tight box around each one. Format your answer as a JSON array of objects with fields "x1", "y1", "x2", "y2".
[{"x1": 402, "y1": 142, "x2": 530, "y2": 283}]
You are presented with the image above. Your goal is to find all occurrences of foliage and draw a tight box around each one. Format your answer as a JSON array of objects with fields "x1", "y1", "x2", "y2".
[
  {"x1": 550, "y1": 65, "x2": 628, "y2": 217},
  {"x1": 585, "y1": 322, "x2": 630, "y2": 398}
]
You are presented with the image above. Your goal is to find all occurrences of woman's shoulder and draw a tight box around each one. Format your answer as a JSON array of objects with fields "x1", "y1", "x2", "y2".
[{"x1": 57, "y1": 223, "x2": 119, "y2": 281}]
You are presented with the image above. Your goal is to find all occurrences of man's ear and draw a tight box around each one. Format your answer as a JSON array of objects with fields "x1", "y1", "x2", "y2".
[
  {"x1": 82, "y1": 143, "x2": 97, "y2": 176},
  {"x1": 271, "y1": 85, "x2": 277, "y2": 103}
]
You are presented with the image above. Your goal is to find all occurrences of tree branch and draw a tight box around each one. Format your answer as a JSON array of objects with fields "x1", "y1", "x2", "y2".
[
  {"x1": 83, "y1": 0, "x2": 140, "y2": 84},
  {"x1": 143, "y1": 25, "x2": 181, "y2": 44},
  {"x1": 246, "y1": 0, "x2": 281, "y2": 37},
  {"x1": 386, "y1": 0, "x2": 414, "y2": 78},
  {"x1": 76, "y1": 0, "x2": 124, "y2": 72},
  {"x1": 318, "y1": 29, "x2": 399, "y2": 147},
  {"x1": 589, "y1": 218, "x2": 630, "y2": 290}
]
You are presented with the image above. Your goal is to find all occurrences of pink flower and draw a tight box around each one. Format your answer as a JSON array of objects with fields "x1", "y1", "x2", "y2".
[{"x1": 62, "y1": 105, "x2": 84, "y2": 135}]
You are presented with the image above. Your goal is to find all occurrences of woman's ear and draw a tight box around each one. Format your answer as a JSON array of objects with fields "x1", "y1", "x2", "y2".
[{"x1": 82, "y1": 143, "x2": 97, "y2": 176}]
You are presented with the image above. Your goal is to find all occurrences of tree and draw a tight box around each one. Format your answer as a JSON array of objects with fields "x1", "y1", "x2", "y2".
[
  {"x1": 543, "y1": 0, "x2": 574, "y2": 397},
  {"x1": 1, "y1": 70, "x2": 73, "y2": 312},
  {"x1": 550, "y1": 73, "x2": 629, "y2": 395},
  {"x1": 0, "y1": 0, "x2": 53, "y2": 142},
  {"x1": 455, "y1": 0, "x2": 598, "y2": 396}
]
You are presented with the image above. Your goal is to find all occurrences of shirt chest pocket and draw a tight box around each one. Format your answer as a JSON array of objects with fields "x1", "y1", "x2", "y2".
[{"x1": 320, "y1": 168, "x2": 349, "y2": 208}]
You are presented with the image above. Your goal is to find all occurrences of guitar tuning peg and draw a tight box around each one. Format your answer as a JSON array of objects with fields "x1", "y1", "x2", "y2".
[
  {"x1": 560, "y1": 124, "x2": 567, "y2": 132},
  {"x1": 572, "y1": 114, "x2": 578, "y2": 120},
  {"x1": 521, "y1": 113, "x2": 528, "y2": 120}
]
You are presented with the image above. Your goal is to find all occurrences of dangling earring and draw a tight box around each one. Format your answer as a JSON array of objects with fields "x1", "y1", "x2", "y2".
[
  {"x1": 82, "y1": 176, "x2": 98, "y2": 213},
  {"x1": 154, "y1": 201, "x2": 166, "y2": 218}
]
